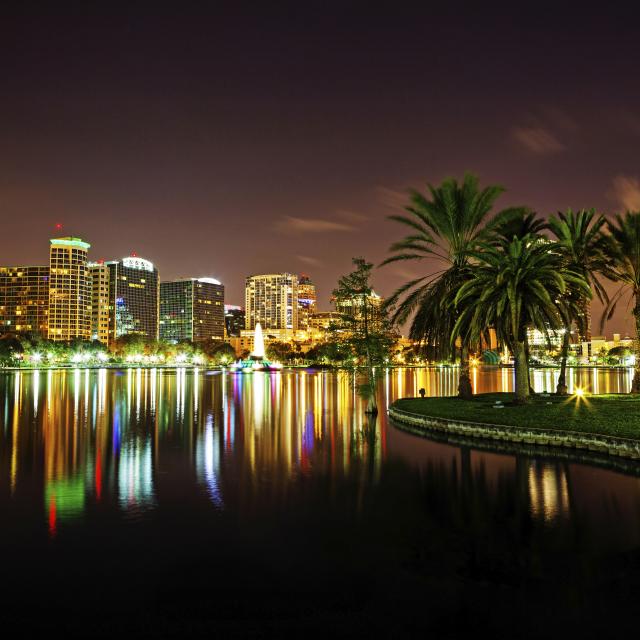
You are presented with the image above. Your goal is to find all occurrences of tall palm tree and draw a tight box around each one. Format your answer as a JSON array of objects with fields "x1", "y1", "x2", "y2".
[
  {"x1": 547, "y1": 209, "x2": 611, "y2": 394},
  {"x1": 489, "y1": 208, "x2": 548, "y2": 393},
  {"x1": 381, "y1": 173, "x2": 524, "y2": 399},
  {"x1": 453, "y1": 235, "x2": 590, "y2": 403},
  {"x1": 603, "y1": 212, "x2": 640, "y2": 393}
]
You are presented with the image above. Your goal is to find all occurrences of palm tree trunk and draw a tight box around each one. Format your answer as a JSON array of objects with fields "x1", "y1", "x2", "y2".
[
  {"x1": 363, "y1": 296, "x2": 378, "y2": 414},
  {"x1": 524, "y1": 332, "x2": 535, "y2": 395},
  {"x1": 514, "y1": 341, "x2": 530, "y2": 404},
  {"x1": 632, "y1": 305, "x2": 640, "y2": 394},
  {"x1": 365, "y1": 365, "x2": 378, "y2": 415},
  {"x1": 458, "y1": 344, "x2": 473, "y2": 400},
  {"x1": 556, "y1": 327, "x2": 571, "y2": 395}
]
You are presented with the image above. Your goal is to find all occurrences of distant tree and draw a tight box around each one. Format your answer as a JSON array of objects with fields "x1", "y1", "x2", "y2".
[
  {"x1": 202, "y1": 340, "x2": 236, "y2": 364},
  {"x1": 0, "y1": 334, "x2": 23, "y2": 366},
  {"x1": 333, "y1": 257, "x2": 395, "y2": 414},
  {"x1": 306, "y1": 340, "x2": 351, "y2": 364},
  {"x1": 608, "y1": 345, "x2": 631, "y2": 365},
  {"x1": 110, "y1": 334, "x2": 147, "y2": 357},
  {"x1": 266, "y1": 341, "x2": 294, "y2": 362}
]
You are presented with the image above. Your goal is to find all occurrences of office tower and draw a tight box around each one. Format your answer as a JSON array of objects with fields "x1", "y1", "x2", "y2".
[
  {"x1": 244, "y1": 273, "x2": 298, "y2": 331},
  {"x1": 47, "y1": 237, "x2": 91, "y2": 341},
  {"x1": 0, "y1": 265, "x2": 50, "y2": 335},
  {"x1": 88, "y1": 262, "x2": 110, "y2": 345},
  {"x1": 224, "y1": 305, "x2": 245, "y2": 337},
  {"x1": 106, "y1": 256, "x2": 159, "y2": 340},
  {"x1": 334, "y1": 289, "x2": 384, "y2": 329},
  {"x1": 297, "y1": 274, "x2": 317, "y2": 330},
  {"x1": 160, "y1": 277, "x2": 225, "y2": 342}
]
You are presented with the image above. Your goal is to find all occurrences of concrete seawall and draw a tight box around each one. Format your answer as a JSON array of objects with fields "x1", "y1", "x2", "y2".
[{"x1": 388, "y1": 405, "x2": 640, "y2": 461}]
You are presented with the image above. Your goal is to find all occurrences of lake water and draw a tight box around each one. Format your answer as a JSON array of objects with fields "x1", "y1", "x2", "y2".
[{"x1": 1, "y1": 366, "x2": 640, "y2": 636}]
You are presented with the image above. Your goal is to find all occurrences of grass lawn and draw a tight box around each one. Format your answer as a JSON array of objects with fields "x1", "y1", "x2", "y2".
[{"x1": 392, "y1": 392, "x2": 640, "y2": 440}]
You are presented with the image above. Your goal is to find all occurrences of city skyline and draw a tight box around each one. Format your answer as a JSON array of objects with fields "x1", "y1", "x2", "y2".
[{"x1": 3, "y1": 5, "x2": 640, "y2": 334}]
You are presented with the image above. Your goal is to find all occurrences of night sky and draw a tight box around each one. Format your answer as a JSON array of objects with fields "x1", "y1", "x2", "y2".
[{"x1": 2, "y1": 3, "x2": 640, "y2": 334}]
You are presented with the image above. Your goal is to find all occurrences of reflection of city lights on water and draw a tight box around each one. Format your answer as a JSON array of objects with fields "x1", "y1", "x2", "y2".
[
  {"x1": 33, "y1": 370, "x2": 40, "y2": 415},
  {"x1": 528, "y1": 463, "x2": 570, "y2": 522},
  {"x1": 118, "y1": 437, "x2": 155, "y2": 510},
  {"x1": 45, "y1": 476, "x2": 86, "y2": 535},
  {"x1": 196, "y1": 416, "x2": 223, "y2": 507}
]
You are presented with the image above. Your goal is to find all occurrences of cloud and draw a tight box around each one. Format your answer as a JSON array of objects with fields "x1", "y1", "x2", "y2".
[
  {"x1": 275, "y1": 216, "x2": 355, "y2": 233},
  {"x1": 375, "y1": 186, "x2": 408, "y2": 210},
  {"x1": 336, "y1": 209, "x2": 368, "y2": 223},
  {"x1": 512, "y1": 126, "x2": 565, "y2": 154},
  {"x1": 296, "y1": 255, "x2": 324, "y2": 267},
  {"x1": 611, "y1": 175, "x2": 640, "y2": 211},
  {"x1": 391, "y1": 265, "x2": 421, "y2": 281}
]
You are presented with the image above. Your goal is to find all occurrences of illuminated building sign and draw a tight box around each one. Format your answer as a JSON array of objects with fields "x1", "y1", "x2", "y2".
[{"x1": 122, "y1": 257, "x2": 154, "y2": 272}]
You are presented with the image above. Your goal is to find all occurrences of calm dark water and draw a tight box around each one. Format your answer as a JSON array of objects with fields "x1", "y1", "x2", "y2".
[{"x1": 1, "y1": 366, "x2": 640, "y2": 636}]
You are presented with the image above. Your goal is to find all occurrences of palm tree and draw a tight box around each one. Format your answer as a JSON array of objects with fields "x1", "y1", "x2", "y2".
[
  {"x1": 453, "y1": 235, "x2": 590, "y2": 403},
  {"x1": 491, "y1": 208, "x2": 547, "y2": 244},
  {"x1": 547, "y1": 209, "x2": 611, "y2": 394},
  {"x1": 603, "y1": 212, "x2": 640, "y2": 393},
  {"x1": 381, "y1": 173, "x2": 524, "y2": 399},
  {"x1": 490, "y1": 208, "x2": 548, "y2": 393}
]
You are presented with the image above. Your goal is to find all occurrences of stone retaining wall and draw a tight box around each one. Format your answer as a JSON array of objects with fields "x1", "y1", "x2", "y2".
[{"x1": 388, "y1": 405, "x2": 640, "y2": 461}]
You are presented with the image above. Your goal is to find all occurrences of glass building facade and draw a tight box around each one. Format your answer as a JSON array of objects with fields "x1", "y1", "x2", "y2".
[
  {"x1": 89, "y1": 262, "x2": 110, "y2": 345},
  {"x1": 48, "y1": 237, "x2": 91, "y2": 341},
  {"x1": 160, "y1": 278, "x2": 225, "y2": 342},
  {"x1": 107, "y1": 256, "x2": 159, "y2": 340},
  {"x1": 245, "y1": 273, "x2": 298, "y2": 331},
  {"x1": 224, "y1": 305, "x2": 245, "y2": 337},
  {"x1": 297, "y1": 274, "x2": 317, "y2": 330},
  {"x1": 0, "y1": 265, "x2": 50, "y2": 335}
]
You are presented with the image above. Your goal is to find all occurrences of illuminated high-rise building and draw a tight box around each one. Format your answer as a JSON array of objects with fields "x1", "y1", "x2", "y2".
[
  {"x1": 47, "y1": 237, "x2": 92, "y2": 341},
  {"x1": 297, "y1": 274, "x2": 317, "y2": 330},
  {"x1": 106, "y1": 256, "x2": 159, "y2": 340},
  {"x1": 245, "y1": 273, "x2": 298, "y2": 331},
  {"x1": 224, "y1": 304, "x2": 245, "y2": 337},
  {"x1": 0, "y1": 265, "x2": 50, "y2": 335},
  {"x1": 89, "y1": 262, "x2": 110, "y2": 345},
  {"x1": 334, "y1": 290, "x2": 384, "y2": 329},
  {"x1": 160, "y1": 278, "x2": 225, "y2": 342}
]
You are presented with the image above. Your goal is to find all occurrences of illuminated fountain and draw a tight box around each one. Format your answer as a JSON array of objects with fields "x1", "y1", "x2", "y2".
[
  {"x1": 229, "y1": 323, "x2": 283, "y2": 373},
  {"x1": 252, "y1": 322, "x2": 266, "y2": 360}
]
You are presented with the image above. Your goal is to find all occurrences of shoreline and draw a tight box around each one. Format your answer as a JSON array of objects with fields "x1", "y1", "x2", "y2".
[
  {"x1": 0, "y1": 363, "x2": 634, "y2": 372},
  {"x1": 388, "y1": 400, "x2": 640, "y2": 462}
]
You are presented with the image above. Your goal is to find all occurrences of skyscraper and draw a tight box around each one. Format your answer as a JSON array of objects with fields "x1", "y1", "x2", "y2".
[
  {"x1": 89, "y1": 262, "x2": 110, "y2": 345},
  {"x1": 334, "y1": 289, "x2": 385, "y2": 330},
  {"x1": 160, "y1": 278, "x2": 225, "y2": 342},
  {"x1": 47, "y1": 237, "x2": 91, "y2": 341},
  {"x1": 0, "y1": 265, "x2": 50, "y2": 336},
  {"x1": 297, "y1": 274, "x2": 317, "y2": 330},
  {"x1": 224, "y1": 305, "x2": 245, "y2": 337},
  {"x1": 245, "y1": 273, "x2": 298, "y2": 331},
  {"x1": 106, "y1": 256, "x2": 159, "y2": 340}
]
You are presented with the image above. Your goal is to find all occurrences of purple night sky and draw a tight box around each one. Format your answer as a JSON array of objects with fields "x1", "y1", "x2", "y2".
[{"x1": 2, "y1": 3, "x2": 639, "y2": 334}]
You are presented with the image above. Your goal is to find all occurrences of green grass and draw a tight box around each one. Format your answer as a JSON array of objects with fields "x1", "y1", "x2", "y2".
[{"x1": 392, "y1": 392, "x2": 640, "y2": 440}]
